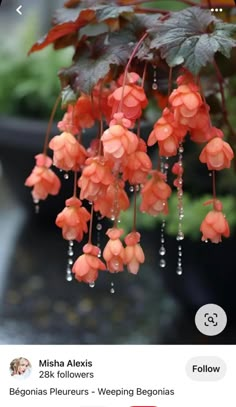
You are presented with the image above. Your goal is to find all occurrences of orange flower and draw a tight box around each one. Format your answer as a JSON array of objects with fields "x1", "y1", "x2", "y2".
[
  {"x1": 169, "y1": 84, "x2": 202, "y2": 125},
  {"x1": 78, "y1": 156, "x2": 114, "y2": 202},
  {"x1": 199, "y1": 137, "x2": 234, "y2": 170},
  {"x1": 57, "y1": 105, "x2": 81, "y2": 135},
  {"x1": 49, "y1": 131, "x2": 88, "y2": 171},
  {"x1": 140, "y1": 171, "x2": 172, "y2": 216},
  {"x1": 200, "y1": 200, "x2": 230, "y2": 243},
  {"x1": 72, "y1": 243, "x2": 106, "y2": 283},
  {"x1": 148, "y1": 108, "x2": 187, "y2": 156},
  {"x1": 73, "y1": 95, "x2": 96, "y2": 129},
  {"x1": 55, "y1": 197, "x2": 90, "y2": 241},
  {"x1": 103, "y1": 228, "x2": 125, "y2": 273},
  {"x1": 122, "y1": 139, "x2": 152, "y2": 184},
  {"x1": 94, "y1": 180, "x2": 130, "y2": 219},
  {"x1": 124, "y1": 231, "x2": 145, "y2": 274},
  {"x1": 25, "y1": 154, "x2": 61, "y2": 201},
  {"x1": 108, "y1": 82, "x2": 148, "y2": 122},
  {"x1": 101, "y1": 124, "x2": 139, "y2": 161}
]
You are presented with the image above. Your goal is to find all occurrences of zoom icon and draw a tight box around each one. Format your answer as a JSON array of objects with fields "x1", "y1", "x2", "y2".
[{"x1": 195, "y1": 304, "x2": 227, "y2": 336}]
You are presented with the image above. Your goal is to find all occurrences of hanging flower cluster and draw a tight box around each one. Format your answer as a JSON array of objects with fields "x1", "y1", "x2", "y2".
[
  {"x1": 25, "y1": 0, "x2": 236, "y2": 285},
  {"x1": 25, "y1": 68, "x2": 234, "y2": 284}
]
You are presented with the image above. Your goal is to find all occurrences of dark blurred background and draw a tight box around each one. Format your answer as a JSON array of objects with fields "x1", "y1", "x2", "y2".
[{"x1": 0, "y1": 0, "x2": 236, "y2": 345}]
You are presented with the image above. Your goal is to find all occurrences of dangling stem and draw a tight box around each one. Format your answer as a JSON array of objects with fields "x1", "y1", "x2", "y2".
[
  {"x1": 133, "y1": 188, "x2": 137, "y2": 231},
  {"x1": 88, "y1": 205, "x2": 94, "y2": 244},
  {"x1": 43, "y1": 94, "x2": 61, "y2": 155},
  {"x1": 73, "y1": 171, "x2": 78, "y2": 197},
  {"x1": 168, "y1": 67, "x2": 173, "y2": 98},
  {"x1": 119, "y1": 32, "x2": 148, "y2": 112},
  {"x1": 213, "y1": 59, "x2": 235, "y2": 139},
  {"x1": 212, "y1": 170, "x2": 216, "y2": 201}
]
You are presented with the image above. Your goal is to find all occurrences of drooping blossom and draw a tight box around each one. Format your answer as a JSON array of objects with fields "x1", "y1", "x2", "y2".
[
  {"x1": 169, "y1": 83, "x2": 203, "y2": 126},
  {"x1": 78, "y1": 156, "x2": 114, "y2": 202},
  {"x1": 49, "y1": 131, "x2": 87, "y2": 171},
  {"x1": 148, "y1": 108, "x2": 187, "y2": 156},
  {"x1": 25, "y1": 154, "x2": 61, "y2": 201},
  {"x1": 199, "y1": 137, "x2": 234, "y2": 170},
  {"x1": 122, "y1": 138, "x2": 152, "y2": 185},
  {"x1": 72, "y1": 243, "x2": 106, "y2": 283},
  {"x1": 108, "y1": 77, "x2": 148, "y2": 122},
  {"x1": 200, "y1": 200, "x2": 230, "y2": 243},
  {"x1": 94, "y1": 180, "x2": 130, "y2": 219},
  {"x1": 103, "y1": 228, "x2": 125, "y2": 273},
  {"x1": 101, "y1": 124, "x2": 139, "y2": 161},
  {"x1": 124, "y1": 231, "x2": 145, "y2": 274},
  {"x1": 140, "y1": 171, "x2": 172, "y2": 216},
  {"x1": 55, "y1": 197, "x2": 90, "y2": 241},
  {"x1": 57, "y1": 105, "x2": 80, "y2": 135},
  {"x1": 73, "y1": 95, "x2": 96, "y2": 129}
]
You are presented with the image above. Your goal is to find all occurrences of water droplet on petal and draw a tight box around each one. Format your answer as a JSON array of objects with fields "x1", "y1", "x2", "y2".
[{"x1": 89, "y1": 282, "x2": 95, "y2": 288}]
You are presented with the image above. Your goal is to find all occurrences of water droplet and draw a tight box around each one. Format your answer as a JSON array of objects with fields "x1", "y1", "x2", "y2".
[
  {"x1": 176, "y1": 231, "x2": 184, "y2": 241},
  {"x1": 64, "y1": 173, "x2": 69, "y2": 180},
  {"x1": 164, "y1": 163, "x2": 169, "y2": 169},
  {"x1": 68, "y1": 258, "x2": 73, "y2": 265},
  {"x1": 135, "y1": 185, "x2": 140, "y2": 192},
  {"x1": 68, "y1": 249, "x2": 74, "y2": 256},
  {"x1": 89, "y1": 282, "x2": 95, "y2": 288},
  {"x1": 152, "y1": 83, "x2": 158, "y2": 90},
  {"x1": 179, "y1": 146, "x2": 184, "y2": 153},
  {"x1": 66, "y1": 266, "x2": 72, "y2": 273},
  {"x1": 161, "y1": 237, "x2": 165, "y2": 244},
  {"x1": 209, "y1": 172, "x2": 212, "y2": 177},
  {"x1": 159, "y1": 246, "x2": 166, "y2": 256},
  {"x1": 111, "y1": 282, "x2": 114, "y2": 286},
  {"x1": 204, "y1": 239, "x2": 208, "y2": 243},
  {"x1": 33, "y1": 199, "x2": 39, "y2": 204},
  {"x1": 159, "y1": 259, "x2": 166, "y2": 268},
  {"x1": 96, "y1": 223, "x2": 102, "y2": 231},
  {"x1": 129, "y1": 185, "x2": 134, "y2": 192},
  {"x1": 97, "y1": 249, "x2": 101, "y2": 258},
  {"x1": 110, "y1": 288, "x2": 115, "y2": 294},
  {"x1": 176, "y1": 266, "x2": 183, "y2": 275},
  {"x1": 69, "y1": 240, "x2": 74, "y2": 247},
  {"x1": 66, "y1": 274, "x2": 73, "y2": 282},
  {"x1": 110, "y1": 215, "x2": 115, "y2": 221},
  {"x1": 35, "y1": 205, "x2": 40, "y2": 214}
]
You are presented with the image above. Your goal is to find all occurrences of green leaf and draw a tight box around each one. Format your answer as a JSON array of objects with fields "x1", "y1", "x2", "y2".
[
  {"x1": 59, "y1": 30, "x2": 136, "y2": 94},
  {"x1": 61, "y1": 85, "x2": 78, "y2": 108},
  {"x1": 150, "y1": 7, "x2": 236, "y2": 74}
]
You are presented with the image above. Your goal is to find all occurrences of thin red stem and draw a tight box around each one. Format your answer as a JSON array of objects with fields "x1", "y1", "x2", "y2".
[
  {"x1": 119, "y1": 32, "x2": 148, "y2": 112},
  {"x1": 212, "y1": 170, "x2": 217, "y2": 201},
  {"x1": 133, "y1": 188, "x2": 137, "y2": 231},
  {"x1": 73, "y1": 171, "x2": 77, "y2": 197},
  {"x1": 213, "y1": 59, "x2": 236, "y2": 140},
  {"x1": 88, "y1": 205, "x2": 94, "y2": 244},
  {"x1": 43, "y1": 94, "x2": 61, "y2": 155}
]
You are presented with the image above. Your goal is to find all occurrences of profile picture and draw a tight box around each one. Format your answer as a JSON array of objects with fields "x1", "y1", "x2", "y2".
[{"x1": 10, "y1": 357, "x2": 32, "y2": 379}]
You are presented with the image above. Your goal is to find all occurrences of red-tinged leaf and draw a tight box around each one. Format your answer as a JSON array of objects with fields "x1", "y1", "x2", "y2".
[
  {"x1": 59, "y1": 30, "x2": 136, "y2": 94},
  {"x1": 28, "y1": 22, "x2": 79, "y2": 54},
  {"x1": 28, "y1": 10, "x2": 95, "y2": 54}
]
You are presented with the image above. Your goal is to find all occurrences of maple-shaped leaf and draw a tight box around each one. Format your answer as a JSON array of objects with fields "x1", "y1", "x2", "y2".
[
  {"x1": 150, "y1": 7, "x2": 236, "y2": 74},
  {"x1": 59, "y1": 30, "x2": 136, "y2": 94}
]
